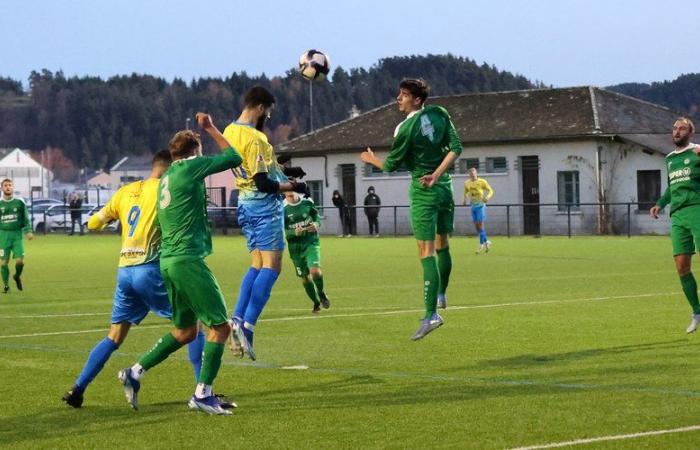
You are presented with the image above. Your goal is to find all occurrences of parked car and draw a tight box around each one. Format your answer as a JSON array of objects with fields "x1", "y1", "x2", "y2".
[{"x1": 32, "y1": 204, "x2": 95, "y2": 233}]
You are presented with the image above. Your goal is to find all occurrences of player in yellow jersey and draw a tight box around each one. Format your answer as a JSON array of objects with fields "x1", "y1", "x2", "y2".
[
  {"x1": 223, "y1": 86, "x2": 308, "y2": 360},
  {"x1": 62, "y1": 150, "x2": 211, "y2": 409},
  {"x1": 463, "y1": 167, "x2": 494, "y2": 254}
]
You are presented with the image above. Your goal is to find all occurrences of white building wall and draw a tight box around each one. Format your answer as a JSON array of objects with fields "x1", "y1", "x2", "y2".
[
  {"x1": 290, "y1": 139, "x2": 668, "y2": 236},
  {"x1": 0, "y1": 149, "x2": 51, "y2": 198}
]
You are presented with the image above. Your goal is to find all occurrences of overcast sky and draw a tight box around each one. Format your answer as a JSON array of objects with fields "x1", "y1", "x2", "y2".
[{"x1": 1, "y1": 0, "x2": 695, "y2": 88}]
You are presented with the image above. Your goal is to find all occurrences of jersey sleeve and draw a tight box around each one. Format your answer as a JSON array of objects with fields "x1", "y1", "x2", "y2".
[
  {"x1": 656, "y1": 187, "x2": 671, "y2": 209},
  {"x1": 20, "y1": 201, "x2": 31, "y2": 234},
  {"x1": 482, "y1": 179, "x2": 494, "y2": 200},
  {"x1": 89, "y1": 189, "x2": 121, "y2": 230},
  {"x1": 244, "y1": 138, "x2": 269, "y2": 177},
  {"x1": 440, "y1": 108, "x2": 463, "y2": 155},
  {"x1": 309, "y1": 200, "x2": 321, "y2": 228},
  {"x1": 189, "y1": 147, "x2": 243, "y2": 180},
  {"x1": 383, "y1": 122, "x2": 411, "y2": 173}
]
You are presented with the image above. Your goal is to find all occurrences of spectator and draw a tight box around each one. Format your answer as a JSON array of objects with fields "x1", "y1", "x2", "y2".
[
  {"x1": 331, "y1": 190, "x2": 352, "y2": 237},
  {"x1": 69, "y1": 192, "x2": 84, "y2": 236},
  {"x1": 363, "y1": 186, "x2": 381, "y2": 237}
]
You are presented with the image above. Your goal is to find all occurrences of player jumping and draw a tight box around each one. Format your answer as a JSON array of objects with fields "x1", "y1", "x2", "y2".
[
  {"x1": 361, "y1": 78, "x2": 462, "y2": 338},
  {"x1": 62, "y1": 150, "x2": 210, "y2": 408},
  {"x1": 223, "y1": 87, "x2": 308, "y2": 360},
  {"x1": 0, "y1": 179, "x2": 33, "y2": 293},
  {"x1": 463, "y1": 167, "x2": 494, "y2": 254},
  {"x1": 651, "y1": 117, "x2": 700, "y2": 333},
  {"x1": 283, "y1": 190, "x2": 330, "y2": 313},
  {"x1": 118, "y1": 113, "x2": 242, "y2": 415}
]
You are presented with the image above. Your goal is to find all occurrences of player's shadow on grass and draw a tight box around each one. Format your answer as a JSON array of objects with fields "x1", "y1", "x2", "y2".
[
  {"x1": 0, "y1": 407, "x2": 171, "y2": 446},
  {"x1": 479, "y1": 338, "x2": 689, "y2": 368}
]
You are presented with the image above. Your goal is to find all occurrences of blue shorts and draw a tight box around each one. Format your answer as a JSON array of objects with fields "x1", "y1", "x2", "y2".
[
  {"x1": 471, "y1": 204, "x2": 486, "y2": 223},
  {"x1": 238, "y1": 198, "x2": 286, "y2": 252},
  {"x1": 111, "y1": 261, "x2": 172, "y2": 324}
]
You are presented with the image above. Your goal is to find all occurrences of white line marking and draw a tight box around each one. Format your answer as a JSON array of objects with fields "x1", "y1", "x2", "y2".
[
  {"x1": 0, "y1": 292, "x2": 675, "y2": 339},
  {"x1": 510, "y1": 424, "x2": 700, "y2": 449}
]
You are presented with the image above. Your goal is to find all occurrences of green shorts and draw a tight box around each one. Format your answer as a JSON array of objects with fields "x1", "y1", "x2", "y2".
[
  {"x1": 671, "y1": 206, "x2": 700, "y2": 256},
  {"x1": 289, "y1": 244, "x2": 321, "y2": 278},
  {"x1": 0, "y1": 231, "x2": 24, "y2": 260},
  {"x1": 409, "y1": 180, "x2": 455, "y2": 241},
  {"x1": 160, "y1": 257, "x2": 228, "y2": 328}
]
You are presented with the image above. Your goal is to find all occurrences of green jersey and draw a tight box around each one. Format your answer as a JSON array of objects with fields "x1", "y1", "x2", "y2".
[
  {"x1": 383, "y1": 105, "x2": 463, "y2": 184},
  {"x1": 157, "y1": 147, "x2": 242, "y2": 260},
  {"x1": 0, "y1": 197, "x2": 31, "y2": 233},
  {"x1": 657, "y1": 144, "x2": 700, "y2": 216},
  {"x1": 284, "y1": 197, "x2": 320, "y2": 252}
]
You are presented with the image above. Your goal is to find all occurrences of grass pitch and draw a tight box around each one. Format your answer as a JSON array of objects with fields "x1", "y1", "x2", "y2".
[{"x1": 1, "y1": 234, "x2": 699, "y2": 449}]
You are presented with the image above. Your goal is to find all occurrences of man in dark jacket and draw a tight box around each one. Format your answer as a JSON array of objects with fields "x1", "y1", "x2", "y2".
[
  {"x1": 69, "y1": 192, "x2": 84, "y2": 236},
  {"x1": 363, "y1": 186, "x2": 381, "y2": 237}
]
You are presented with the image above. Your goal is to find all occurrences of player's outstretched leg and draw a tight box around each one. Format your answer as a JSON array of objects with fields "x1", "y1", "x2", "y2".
[
  {"x1": 188, "y1": 322, "x2": 232, "y2": 415},
  {"x1": 13, "y1": 261, "x2": 24, "y2": 291},
  {"x1": 412, "y1": 256, "x2": 443, "y2": 341},
  {"x1": 302, "y1": 278, "x2": 321, "y2": 313},
  {"x1": 679, "y1": 272, "x2": 700, "y2": 333},
  {"x1": 310, "y1": 268, "x2": 329, "y2": 310},
  {"x1": 230, "y1": 267, "x2": 260, "y2": 356},
  {"x1": 63, "y1": 335, "x2": 120, "y2": 408},
  {"x1": 187, "y1": 329, "x2": 205, "y2": 381},
  {"x1": 1, "y1": 262, "x2": 9, "y2": 293},
  {"x1": 240, "y1": 268, "x2": 279, "y2": 360}
]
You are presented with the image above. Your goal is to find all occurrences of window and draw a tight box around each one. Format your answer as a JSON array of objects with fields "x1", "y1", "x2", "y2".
[
  {"x1": 637, "y1": 170, "x2": 661, "y2": 211},
  {"x1": 557, "y1": 171, "x2": 580, "y2": 211},
  {"x1": 307, "y1": 180, "x2": 323, "y2": 206},
  {"x1": 458, "y1": 158, "x2": 480, "y2": 173},
  {"x1": 486, "y1": 157, "x2": 507, "y2": 173}
]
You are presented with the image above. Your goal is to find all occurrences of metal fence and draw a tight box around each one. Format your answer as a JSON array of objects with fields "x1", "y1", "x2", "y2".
[{"x1": 32, "y1": 202, "x2": 668, "y2": 237}]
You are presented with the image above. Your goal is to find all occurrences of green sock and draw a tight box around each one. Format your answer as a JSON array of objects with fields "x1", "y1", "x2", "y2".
[
  {"x1": 14, "y1": 263, "x2": 23, "y2": 278},
  {"x1": 421, "y1": 256, "x2": 440, "y2": 319},
  {"x1": 1, "y1": 265, "x2": 8, "y2": 286},
  {"x1": 680, "y1": 272, "x2": 700, "y2": 314},
  {"x1": 198, "y1": 341, "x2": 224, "y2": 385},
  {"x1": 303, "y1": 279, "x2": 320, "y2": 305},
  {"x1": 312, "y1": 274, "x2": 325, "y2": 296},
  {"x1": 436, "y1": 247, "x2": 452, "y2": 295},
  {"x1": 138, "y1": 332, "x2": 183, "y2": 371}
]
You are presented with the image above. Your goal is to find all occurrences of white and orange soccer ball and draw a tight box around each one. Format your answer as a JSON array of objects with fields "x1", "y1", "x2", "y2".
[{"x1": 298, "y1": 49, "x2": 331, "y2": 81}]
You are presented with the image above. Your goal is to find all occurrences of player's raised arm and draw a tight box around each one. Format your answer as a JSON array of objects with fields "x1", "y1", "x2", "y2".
[
  {"x1": 186, "y1": 113, "x2": 244, "y2": 180},
  {"x1": 88, "y1": 191, "x2": 120, "y2": 231},
  {"x1": 483, "y1": 179, "x2": 494, "y2": 203}
]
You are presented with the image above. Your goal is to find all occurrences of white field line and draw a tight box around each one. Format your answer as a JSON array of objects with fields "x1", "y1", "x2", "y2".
[
  {"x1": 0, "y1": 292, "x2": 676, "y2": 339},
  {"x1": 510, "y1": 424, "x2": 700, "y2": 449}
]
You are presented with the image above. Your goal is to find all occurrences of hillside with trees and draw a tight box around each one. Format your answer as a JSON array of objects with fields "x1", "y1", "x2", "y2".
[
  {"x1": 608, "y1": 73, "x2": 700, "y2": 117},
  {"x1": 0, "y1": 55, "x2": 535, "y2": 179}
]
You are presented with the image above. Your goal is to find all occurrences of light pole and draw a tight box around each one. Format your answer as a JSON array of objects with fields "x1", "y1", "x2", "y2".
[{"x1": 309, "y1": 80, "x2": 314, "y2": 132}]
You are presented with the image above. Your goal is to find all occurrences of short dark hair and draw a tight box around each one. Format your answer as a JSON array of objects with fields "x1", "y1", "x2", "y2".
[
  {"x1": 244, "y1": 86, "x2": 275, "y2": 109},
  {"x1": 152, "y1": 149, "x2": 173, "y2": 168},
  {"x1": 1, "y1": 178, "x2": 11, "y2": 186},
  {"x1": 168, "y1": 130, "x2": 201, "y2": 159},
  {"x1": 399, "y1": 78, "x2": 430, "y2": 104}
]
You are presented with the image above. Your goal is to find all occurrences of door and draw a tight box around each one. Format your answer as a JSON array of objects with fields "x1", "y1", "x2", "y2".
[
  {"x1": 521, "y1": 156, "x2": 540, "y2": 235},
  {"x1": 339, "y1": 164, "x2": 357, "y2": 234}
]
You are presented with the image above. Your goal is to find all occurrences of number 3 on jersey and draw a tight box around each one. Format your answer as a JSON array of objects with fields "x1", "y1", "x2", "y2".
[
  {"x1": 127, "y1": 205, "x2": 141, "y2": 238},
  {"x1": 159, "y1": 175, "x2": 171, "y2": 209}
]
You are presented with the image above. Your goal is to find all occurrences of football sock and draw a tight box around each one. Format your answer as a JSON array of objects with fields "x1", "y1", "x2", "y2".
[
  {"x1": 311, "y1": 274, "x2": 325, "y2": 297},
  {"x1": 243, "y1": 268, "x2": 279, "y2": 326},
  {"x1": 233, "y1": 267, "x2": 260, "y2": 320},
  {"x1": 198, "y1": 341, "x2": 224, "y2": 386},
  {"x1": 680, "y1": 272, "x2": 700, "y2": 314},
  {"x1": 195, "y1": 383, "x2": 213, "y2": 399},
  {"x1": 14, "y1": 262, "x2": 23, "y2": 278},
  {"x1": 137, "y1": 332, "x2": 183, "y2": 372},
  {"x1": 74, "y1": 337, "x2": 119, "y2": 392},
  {"x1": 481, "y1": 229, "x2": 488, "y2": 243},
  {"x1": 1, "y1": 265, "x2": 8, "y2": 286},
  {"x1": 436, "y1": 247, "x2": 452, "y2": 296},
  {"x1": 421, "y1": 256, "x2": 440, "y2": 320},
  {"x1": 187, "y1": 330, "x2": 205, "y2": 382},
  {"x1": 303, "y1": 279, "x2": 320, "y2": 304}
]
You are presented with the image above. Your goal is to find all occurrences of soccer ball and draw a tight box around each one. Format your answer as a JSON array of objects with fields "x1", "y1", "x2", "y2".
[{"x1": 298, "y1": 49, "x2": 331, "y2": 81}]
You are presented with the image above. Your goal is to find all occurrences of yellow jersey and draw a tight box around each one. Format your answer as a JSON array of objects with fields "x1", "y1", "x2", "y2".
[
  {"x1": 464, "y1": 178, "x2": 494, "y2": 205},
  {"x1": 222, "y1": 122, "x2": 287, "y2": 201},
  {"x1": 88, "y1": 178, "x2": 161, "y2": 267}
]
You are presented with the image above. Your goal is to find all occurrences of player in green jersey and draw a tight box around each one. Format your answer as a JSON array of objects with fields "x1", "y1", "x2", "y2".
[
  {"x1": 651, "y1": 117, "x2": 700, "y2": 333},
  {"x1": 283, "y1": 191, "x2": 330, "y2": 313},
  {"x1": 118, "y1": 113, "x2": 243, "y2": 415},
  {"x1": 360, "y1": 79, "x2": 462, "y2": 340},
  {"x1": 0, "y1": 179, "x2": 33, "y2": 293}
]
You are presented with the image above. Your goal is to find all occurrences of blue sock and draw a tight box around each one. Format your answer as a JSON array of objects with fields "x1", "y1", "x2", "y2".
[
  {"x1": 187, "y1": 330, "x2": 205, "y2": 382},
  {"x1": 480, "y1": 229, "x2": 488, "y2": 243},
  {"x1": 74, "y1": 337, "x2": 119, "y2": 392},
  {"x1": 243, "y1": 268, "x2": 279, "y2": 326},
  {"x1": 233, "y1": 267, "x2": 260, "y2": 320}
]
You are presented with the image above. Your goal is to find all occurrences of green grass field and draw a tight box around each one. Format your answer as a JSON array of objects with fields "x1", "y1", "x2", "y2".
[{"x1": 1, "y1": 234, "x2": 699, "y2": 449}]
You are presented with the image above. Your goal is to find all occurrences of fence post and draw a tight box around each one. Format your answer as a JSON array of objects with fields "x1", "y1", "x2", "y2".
[
  {"x1": 97, "y1": 188, "x2": 101, "y2": 207},
  {"x1": 627, "y1": 203, "x2": 631, "y2": 238},
  {"x1": 223, "y1": 208, "x2": 228, "y2": 236},
  {"x1": 43, "y1": 211, "x2": 47, "y2": 235},
  {"x1": 506, "y1": 205, "x2": 510, "y2": 238},
  {"x1": 567, "y1": 204, "x2": 571, "y2": 238},
  {"x1": 393, "y1": 206, "x2": 397, "y2": 237}
]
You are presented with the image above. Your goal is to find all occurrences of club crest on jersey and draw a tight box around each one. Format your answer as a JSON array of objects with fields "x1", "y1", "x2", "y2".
[{"x1": 685, "y1": 158, "x2": 691, "y2": 165}]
